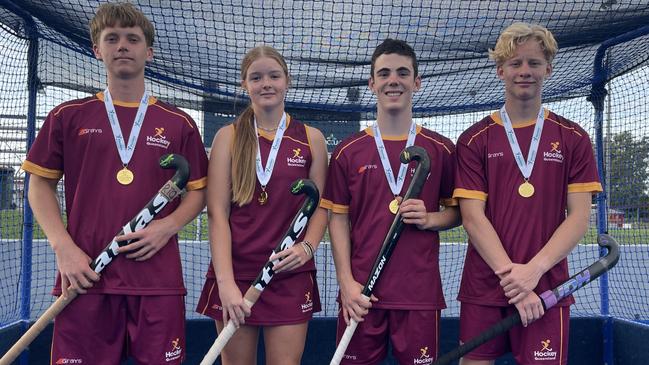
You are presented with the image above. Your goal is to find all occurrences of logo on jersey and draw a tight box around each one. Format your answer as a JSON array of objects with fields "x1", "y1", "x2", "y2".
[
  {"x1": 543, "y1": 141, "x2": 563, "y2": 163},
  {"x1": 165, "y1": 338, "x2": 182, "y2": 362},
  {"x1": 287, "y1": 148, "x2": 307, "y2": 167},
  {"x1": 533, "y1": 339, "x2": 557, "y2": 361},
  {"x1": 211, "y1": 304, "x2": 223, "y2": 311},
  {"x1": 413, "y1": 346, "x2": 434, "y2": 364},
  {"x1": 358, "y1": 164, "x2": 378, "y2": 174},
  {"x1": 146, "y1": 127, "x2": 171, "y2": 149},
  {"x1": 301, "y1": 291, "x2": 314, "y2": 313},
  {"x1": 488, "y1": 151, "x2": 504, "y2": 159},
  {"x1": 78, "y1": 128, "x2": 102, "y2": 136},
  {"x1": 55, "y1": 359, "x2": 83, "y2": 364}
]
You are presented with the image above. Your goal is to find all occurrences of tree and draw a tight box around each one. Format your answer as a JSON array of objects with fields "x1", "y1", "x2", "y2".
[{"x1": 607, "y1": 131, "x2": 649, "y2": 221}]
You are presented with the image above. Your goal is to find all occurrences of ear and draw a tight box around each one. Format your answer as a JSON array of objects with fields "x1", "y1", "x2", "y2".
[
  {"x1": 414, "y1": 75, "x2": 422, "y2": 92},
  {"x1": 545, "y1": 63, "x2": 553, "y2": 79},
  {"x1": 368, "y1": 76, "x2": 375, "y2": 94},
  {"x1": 146, "y1": 47, "x2": 154, "y2": 63},
  {"x1": 496, "y1": 64, "x2": 505, "y2": 80},
  {"x1": 93, "y1": 44, "x2": 102, "y2": 61},
  {"x1": 240, "y1": 79, "x2": 248, "y2": 93}
]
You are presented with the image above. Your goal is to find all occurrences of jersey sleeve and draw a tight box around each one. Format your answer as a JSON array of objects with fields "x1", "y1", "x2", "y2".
[
  {"x1": 567, "y1": 128, "x2": 603, "y2": 193},
  {"x1": 21, "y1": 109, "x2": 64, "y2": 179},
  {"x1": 439, "y1": 140, "x2": 458, "y2": 207},
  {"x1": 180, "y1": 115, "x2": 209, "y2": 191},
  {"x1": 321, "y1": 146, "x2": 350, "y2": 214},
  {"x1": 453, "y1": 133, "x2": 488, "y2": 201}
]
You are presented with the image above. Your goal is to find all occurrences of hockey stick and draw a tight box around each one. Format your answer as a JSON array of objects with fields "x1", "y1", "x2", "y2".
[
  {"x1": 200, "y1": 178, "x2": 320, "y2": 365},
  {"x1": 432, "y1": 233, "x2": 620, "y2": 365},
  {"x1": 0, "y1": 153, "x2": 190, "y2": 365},
  {"x1": 330, "y1": 145, "x2": 431, "y2": 365}
]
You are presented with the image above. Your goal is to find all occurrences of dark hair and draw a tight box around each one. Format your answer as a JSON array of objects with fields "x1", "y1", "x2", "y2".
[{"x1": 370, "y1": 38, "x2": 418, "y2": 78}]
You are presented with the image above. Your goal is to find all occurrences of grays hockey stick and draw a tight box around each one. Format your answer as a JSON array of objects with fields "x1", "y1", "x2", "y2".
[
  {"x1": 330, "y1": 146, "x2": 431, "y2": 365},
  {"x1": 0, "y1": 154, "x2": 189, "y2": 365},
  {"x1": 200, "y1": 179, "x2": 320, "y2": 365},
  {"x1": 432, "y1": 233, "x2": 620, "y2": 365}
]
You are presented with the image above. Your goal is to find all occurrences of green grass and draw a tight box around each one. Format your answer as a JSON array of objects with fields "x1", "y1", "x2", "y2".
[
  {"x1": 0, "y1": 209, "x2": 208, "y2": 240},
  {"x1": 3, "y1": 209, "x2": 648, "y2": 244}
]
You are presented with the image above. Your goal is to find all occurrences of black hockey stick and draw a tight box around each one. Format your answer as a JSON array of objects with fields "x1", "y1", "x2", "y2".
[
  {"x1": 200, "y1": 179, "x2": 320, "y2": 365},
  {"x1": 330, "y1": 145, "x2": 431, "y2": 365},
  {"x1": 0, "y1": 153, "x2": 190, "y2": 365},
  {"x1": 432, "y1": 233, "x2": 620, "y2": 365}
]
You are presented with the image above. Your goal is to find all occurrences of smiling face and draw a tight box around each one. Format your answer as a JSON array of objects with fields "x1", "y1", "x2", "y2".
[
  {"x1": 93, "y1": 25, "x2": 153, "y2": 81},
  {"x1": 369, "y1": 53, "x2": 421, "y2": 115},
  {"x1": 497, "y1": 39, "x2": 552, "y2": 104},
  {"x1": 242, "y1": 56, "x2": 289, "y2": 113}
]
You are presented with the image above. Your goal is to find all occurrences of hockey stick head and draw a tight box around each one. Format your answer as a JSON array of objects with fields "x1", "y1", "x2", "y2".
[
  {"x1": 400, "y1": 145, "x2": 431, "y2": 200},
  {"x1": 290, "y1": 179, "x2": 320, "y2": 208},
  {"x1": 597, "y1": 233, "x2": 620, "y2": 271},
  {"x1": 159, "y1": 154, "x2": 190, "y2": 191}
]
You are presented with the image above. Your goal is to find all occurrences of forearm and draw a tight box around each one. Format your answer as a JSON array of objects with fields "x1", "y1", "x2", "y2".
[
  {"x1": 424, "y1": 205, "x2": 461, "y2": 231},
  {"x1": 528, "y1": 193, "x2": 591, "y2": 273},
  {"x1": 158, "y1": 189, "x2": 206, "y2": 234},
  {"x1": 28, "y1": 175, "x2": 75, "y2": 252},
  {"x1": 461, "y1": 200, "x2": 512, "y2": 275},
  {"x1": 329, "y1": 213, "x2": 355, "y2": 286},
  {"x1": 209, "y1": 212, "x2": 236, "y2": 284},
  {"x1": 303, "y1": 207, "x2": 328, "y2": 250}
]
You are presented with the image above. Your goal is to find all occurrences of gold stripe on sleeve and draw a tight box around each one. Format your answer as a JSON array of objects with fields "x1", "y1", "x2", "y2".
[
  {"x1": 21, "y1": 160, "x2": 63, "y2": 180},
  {"x1": 186, "y1": 177, "x2": 207, "y2": 191},
  {"x1": 452, "y1": 188, "x2": 487, "y2": 201},
  {"x1": 567, "y1": 182, "x2": 603, "y2": 193}
]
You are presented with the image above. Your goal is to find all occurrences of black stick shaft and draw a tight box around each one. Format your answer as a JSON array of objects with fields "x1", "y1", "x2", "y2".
[
  {"x1": 89, "y1": 153, "x2": 190, "y2": 273},
  {"x1": 251, "y1": 179, "x2": 320, "y2": 292},
  {"x1": 432, "y1": 233, "x2": 620, "y2": 365},
  {"x1": 362, "y1": 145, "x2": 431, "y2": 297}
]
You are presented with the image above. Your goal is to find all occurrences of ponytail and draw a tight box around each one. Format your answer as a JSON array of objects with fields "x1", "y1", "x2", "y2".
[{"x1": 231, "y1": 106, "x2": 257, "y2": 206}]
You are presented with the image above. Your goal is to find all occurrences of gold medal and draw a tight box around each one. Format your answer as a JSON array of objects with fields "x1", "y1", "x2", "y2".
[
  {"x1": 518, "y1": 181, "x2": 535, "y2": 198},
  {"x1": 116, "y1": 167, "x2": 134, "y2": 185},
  {"x1": 258, "y1": 189, "x2": 268, "y2": 205},
  {"x1": 389, "y1": 197, "x2": 400, "y2": 214}
]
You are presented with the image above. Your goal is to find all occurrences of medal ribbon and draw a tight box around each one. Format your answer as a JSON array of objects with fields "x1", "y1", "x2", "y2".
[
  {"x1": 500, "y1": 105, "x2": 545, "y2": 181},
  {"x1": 103, "y1": 88, "x2": 150, "y2": 167},
  {"x1": 372, "y1": 122, "x2": 417, "y2": 196},
  {"x1": 254, "y1": 112, "x2": 287, "y2": 187}
]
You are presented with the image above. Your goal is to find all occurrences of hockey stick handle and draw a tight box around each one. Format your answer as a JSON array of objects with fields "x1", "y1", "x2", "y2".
[
  {"x1": 199, "y1": 297, "x2": 254, "y2": 365},
  {"x1": 329, "y1": 295, "x2": 368, "y2": 365},
  {"x1": 200, "y1": 179, "x2": 320, "y2": 365},
  {"x1": 432, "y1": 233, "x2": 620, "y2": 365},
  {"x1": 330, "y1": 146, "x2": 430, "y2": 365},
  {"x1": 0, "y1": 154, "x2": 190, "y2": 365}
]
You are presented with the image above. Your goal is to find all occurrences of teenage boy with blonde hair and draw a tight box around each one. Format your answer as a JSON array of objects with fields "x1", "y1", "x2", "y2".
[
  {"x1": 23, "y1": 3, "x2": 208, "y2": 363},
  {"x1": 453, "y1": 22, "x2": 602, "y2": 365}
]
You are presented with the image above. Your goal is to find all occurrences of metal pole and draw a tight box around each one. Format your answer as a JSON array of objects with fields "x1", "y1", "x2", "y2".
[{"x1": 19, "y1": 13, "x2": 39, "y2": 365}]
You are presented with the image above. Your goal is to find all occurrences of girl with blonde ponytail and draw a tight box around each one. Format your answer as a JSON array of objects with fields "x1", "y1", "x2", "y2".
[{"x1": 197, "y1": 45, "x2": 329, "y2": 365}]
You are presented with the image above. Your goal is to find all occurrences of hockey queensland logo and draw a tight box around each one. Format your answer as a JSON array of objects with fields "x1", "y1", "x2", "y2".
[
  {"x1": 165, "y1": 337, "x2": 182, "y2": 362},
  {"x1": 543, "y1": 141, "x2": 564, "y2": 163},
  {"x1": 301, "y1": 291, "x2": 314, "y2": 313},
  {"x1": 146, "y1": 127, "x2": 171, "y2": 149},
  {"x1": 287, "y1": 148, "x2": 307, "y2": 167},
  {"x1": 413, "y1": 346, "x2": 434, "y2": 364},
  {"x1": 533, "y1": 339, "x2": 558, "y2": 361}
]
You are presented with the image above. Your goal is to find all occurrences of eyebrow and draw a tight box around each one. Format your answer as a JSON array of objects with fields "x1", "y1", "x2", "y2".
[{"x1": 377, "y1": 66, "x2": 412, "y2": 74}]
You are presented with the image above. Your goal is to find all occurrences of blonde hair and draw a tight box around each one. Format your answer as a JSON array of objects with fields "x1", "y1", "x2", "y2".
[
  {"x1": 231, "y1": 46, "x2": 290, "y2": 206},
  {"x1": 90, "y1": 2, "x2": 155, "y2": 47},
  {"x1": 489, "y1": 22, "x2": 557, "y2": 66}
]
